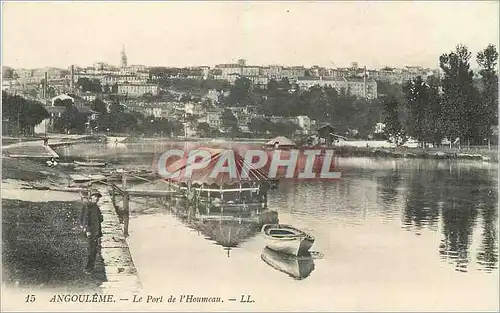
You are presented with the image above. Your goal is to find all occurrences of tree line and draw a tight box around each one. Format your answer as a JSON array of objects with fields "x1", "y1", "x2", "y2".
[
  {"x1": 2, "y1": 91, "x2": 49, "y2": 136},
  {"x1": 1, "y1": 91, "x2": 186, "y2": 137},
  {"x1": 382, "y1": 44, "x2": 498, "y2": 147},
  {"x1": 87, "y1": 99, "x2": 185, "y2": 137},
  {"x1": 220, "y1": 75, "x2": 382, "y2": 138}
]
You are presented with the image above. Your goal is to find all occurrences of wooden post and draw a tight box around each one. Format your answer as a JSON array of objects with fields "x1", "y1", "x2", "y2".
[
  {"x1": 110, "y1": 187, "x2": 119, "y2": 218},
  {"x1": 123, "y1": 192, "x2": 130, "y2": 237},
  {"x1": 122, "y1": 172, "x2": 127, "y2": 190}
]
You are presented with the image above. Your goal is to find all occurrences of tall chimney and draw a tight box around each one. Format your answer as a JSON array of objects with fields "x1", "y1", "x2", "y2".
[
  {"x1": 44, "y1": 72, "x2": 48, "y2": 99},
  {"x1": 70, "y1": 65, "x2": 74, "y2": 92},
  {"x1": 363, "y1": 66, "x2": 367, "y2": 99}
]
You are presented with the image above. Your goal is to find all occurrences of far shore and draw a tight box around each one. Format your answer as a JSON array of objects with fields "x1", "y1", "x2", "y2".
[{"x1": 3, "y1": 133, "x2": 498, "y2": 163}]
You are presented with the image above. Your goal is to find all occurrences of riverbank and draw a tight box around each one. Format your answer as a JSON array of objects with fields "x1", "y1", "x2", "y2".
[
  {"x1": 122, "y1": 137, "x2": 498, "y2": 163},
  {"x1": 1, "y1": 156, "x2": 140, "y2": 295},
  {"x1": 2, "y1": 199, "x2": 106, "y2": 292},
  {"x1": 332, "y1": 145, "x2": 498, "y2": 162}
]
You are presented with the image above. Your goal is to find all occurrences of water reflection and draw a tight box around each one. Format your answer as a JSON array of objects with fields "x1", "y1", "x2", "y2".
[
  {"x1": 164, "y1": 201, "x2": 278, "y2": 257},
  {"x1": 191, "y1": 219, "x2": 261, "y2": 256},
  {"x1": 261, "y1": 247, "x2": 315, "y2": 280},
  {"x1": 402, "y1": 167, "x2": 441, "y2": 231},
  {"x1": 58, "y1": 143, "x2": 498, "y2": 274},
  {"x1": 477, "y1": 199, "x2": 498, "y2": 272},
  {"x1": 439, "y1": 197, "x2": 479, "y2": 272},
  {"x1": 271, "y1": 158, "x2": 498, "y2": 273}
]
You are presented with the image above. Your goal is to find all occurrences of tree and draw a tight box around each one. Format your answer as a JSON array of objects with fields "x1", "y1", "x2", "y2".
[
  {"x1": 111, "y1": 83, "x2": 119, "y2": 94},
  {"x1": 102, "y1": 84, "x2": 112, "y2": 93},
  {"x1": 426, "y1": 75, "x2": 445, "y2": 146},
  {"x1": 248, "y1": 118, "x2": 266, "y2": 135},
  {"x1": 2, "y1": 91, "x2": 49, "y2": 135},
  {"x1": 90, "y1": 98, "x2": 108, "y2": 114},
  {"x1": 382, "y1": 95, "x2": 406, "y2": 146},
  {"x1": 439, "y1": 44, "x2": 480, "y2": 146},
  {"x1": 2, "y1": 67, "x2": 14, "y2": 79},
  {"x1": 53, "y1": 104, "x2": 86, "y2": 134},
  {"x1": 403, "y1": 76, "x2": 433, "y2": 145},
  {"x1": 225, "y1": 77, "x2": 256, "y2": 107},
  {"x1": 22, "y1": 99, "x2": 51, "y2": 134},
  {"x1": 76, "y1": 78, "x2": 102, "y2": 93},
  {"x1": 221, "y1": 109, "x2": 239, "y2": 135},
  {"x1": 53, "y1": 98, "x2": 73, "y2": 107},
  {"x1": 46, "y1": 86, "x2": 56, "y2": 98},
  {"x1": 377, "y1": 81, "x2": 404, "y2": 102},
  {"x1": 476, "y1": 44, "x2": 498, "y2": 142},
  {"x1": 196, "y1": 122, "x2": 211, "y2": 137},
  {"x1": 273, "y1": 121, "x2": 300, "y2": 137}
]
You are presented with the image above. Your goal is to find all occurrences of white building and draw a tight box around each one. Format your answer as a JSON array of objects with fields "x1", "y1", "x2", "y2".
[
  {"x1": 117, "y1": 83, "x2": 159, "y2": 97},
  {"x1": 296, "y1": 76, "x2": 377, "y2": 99},
  {"x1": 295, "y1": 115, "x2": 311, "y2": 134},
  {"x1": 206, "y1": 89, "x2": 221, "y2": 103}
]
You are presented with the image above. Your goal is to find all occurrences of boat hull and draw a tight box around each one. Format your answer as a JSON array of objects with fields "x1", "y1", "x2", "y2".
[
  {"x1": 261, "y1": 224, "x2": 315, "y2": 256},
  {"x1": 261, "y1": 247, "x2": 315, "y2": 280}
]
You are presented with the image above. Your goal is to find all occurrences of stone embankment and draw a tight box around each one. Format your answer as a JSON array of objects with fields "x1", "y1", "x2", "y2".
[{"x1": 98, "y1": 190, "x2": 142, "y2": 293}]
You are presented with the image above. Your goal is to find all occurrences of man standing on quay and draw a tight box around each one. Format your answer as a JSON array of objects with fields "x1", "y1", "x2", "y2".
[{"x1": 81, "y1": 190, "x2": 104, "y2": 274}]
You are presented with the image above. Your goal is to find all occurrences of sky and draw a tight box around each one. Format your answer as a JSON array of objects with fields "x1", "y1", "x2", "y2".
[{"x1": 2, "y1": 1, "x2": 499, "y2": 70}]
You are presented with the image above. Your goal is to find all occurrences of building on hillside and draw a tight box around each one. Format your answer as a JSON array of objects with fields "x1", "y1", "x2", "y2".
[
  {"x1": 296, "y1": 76, "x2": 377, "y2": 99},
  {"x1": 117, "y1": 83, "x2": 159, "y2": 97},
  {"x1": 214, "y1": 64, "x2": 243, "y2": 79},
  {"x1": 35, "y1": 94, "x2": 99, "y2": 134},
  {"x1": 2, "y1": 79, "x2": 16, "y2": 91},
  {"x1": 208, "y1": 69, "x2": 224, "y2": 80},
  {"x1": 51, "y1": 94, "x2": 99, "y2": 119},
  {"x1": 80, "y1": 92, "x2": 98, "y2": 102},
  {"x1": 280, "y1": 66, "x2": 306, "y2": 82},
  {"x1": 296, "y1": 76, "x2": 348, "y2": 91},
  {"x1": 144, "y1": 107, "x2": 164, "y2": 118},
  {"x1": 242, "y1": 66, "x2": 261, "y2": 76},
  {"x1": 260, "y1": 65, "x2": 283, "y2": 79},
  {"x1": 295, "y1": 115, "x2": 312, "y2": 134},
  {"x1": 309, "y1": 66, "x2": 333, "y2": 77},
  {"x1": 205, "y1": 89, "x2": 222, "y2": 103},
  {"x1": 101, "y1": 74, "x2": 148, "y2": 85},
  {"x1": 227, "y1": 73, "x2": 241, "y2": 84},
  {"x1": 197, "y1": 110, "x2": 222, "y2": 129},
  {"x1": 345, "y1": 77, "x2": 378, "y2": 100},
  {"x1": 246, "y1": 75, "x2": 269, "y2": 88}
]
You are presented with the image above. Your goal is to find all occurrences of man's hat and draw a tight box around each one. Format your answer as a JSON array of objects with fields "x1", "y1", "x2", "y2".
[{"x1": 90, "y1": 190, "x2": 102, "y2": 198}]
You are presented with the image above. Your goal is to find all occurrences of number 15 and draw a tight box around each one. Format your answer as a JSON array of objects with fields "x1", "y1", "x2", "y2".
[{"x1": 25, "y1": 295, "x2": 35, "y2": 302}]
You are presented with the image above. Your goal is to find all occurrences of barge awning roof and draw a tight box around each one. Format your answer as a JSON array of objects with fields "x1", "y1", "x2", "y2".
[{"x1": 164, "y1": 147, "x2": 270, "y2": 186}]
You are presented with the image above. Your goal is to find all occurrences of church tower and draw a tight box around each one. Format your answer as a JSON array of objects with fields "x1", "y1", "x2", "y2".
[{"x1": 121, "y1": 45, "x2": 128, "y2": 68}]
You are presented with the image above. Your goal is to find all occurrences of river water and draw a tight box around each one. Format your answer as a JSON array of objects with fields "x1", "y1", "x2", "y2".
[{"x1": 56, "y1": 142, "x2": 499, "y2": 311}]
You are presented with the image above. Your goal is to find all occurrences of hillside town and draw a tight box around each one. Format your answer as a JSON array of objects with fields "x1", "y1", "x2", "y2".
[
  {"x1": 2, "y1": 46, "x2": 440, "y2": 141},
  {"x1": 2, "y1": 2, "x2": 499, "y2": 312}
]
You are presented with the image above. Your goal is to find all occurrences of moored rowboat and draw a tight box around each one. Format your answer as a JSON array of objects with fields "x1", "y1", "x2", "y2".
[{"x1": 261, "y1": 224, "x2": 315, "y2": 256}]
